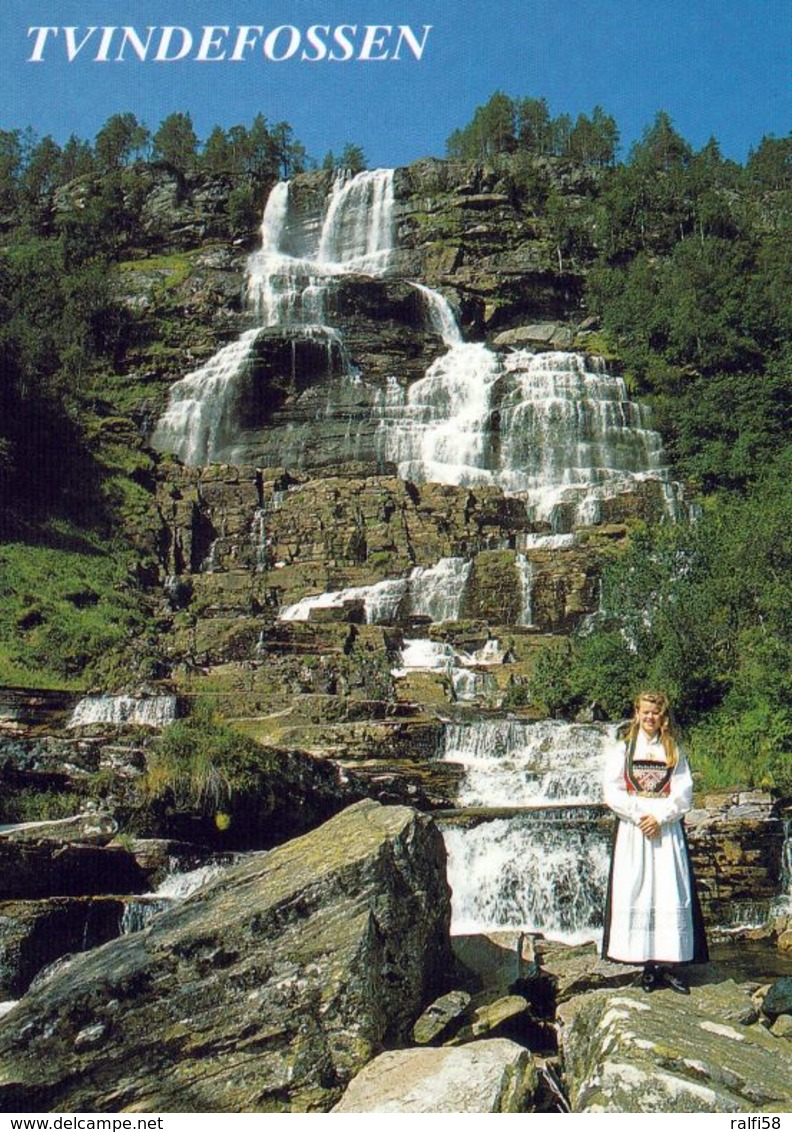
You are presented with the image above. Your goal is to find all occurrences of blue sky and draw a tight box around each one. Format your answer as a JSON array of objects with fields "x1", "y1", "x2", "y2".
[{"x1": 3, "y1": 1, "x2": 790, "y2": 168}]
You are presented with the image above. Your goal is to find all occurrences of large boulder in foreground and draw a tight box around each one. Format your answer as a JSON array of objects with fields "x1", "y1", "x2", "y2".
[
  {"x1": 559, "y1": 980, "x2": 792, "y2": 1112},
  {"x1": 0, "y1": 800, "x2": 452, "y2": 1113},
  {"x1": 332, "y1": 1039, "x2": 538, "y2": 1112}
]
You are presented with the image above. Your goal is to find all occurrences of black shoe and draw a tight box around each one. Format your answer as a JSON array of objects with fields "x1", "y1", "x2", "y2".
[
  {"x1": 640, "y1": 966, "x2": 660, "y2": 993},
  {"x1": 659, "y1": 967, "x2": 690, "y2": 995}
]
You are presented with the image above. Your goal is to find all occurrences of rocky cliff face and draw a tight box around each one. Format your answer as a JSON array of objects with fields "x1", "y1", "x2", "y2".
[
  {"x1": 2, "y1": 160, "x2": 789, "y2": 1117},
  {"x1": 94, "y1": 160, "x2": 787, "y2": 938},
  {"x1": 392, "y1": 158, "x2": 593, "y2": 331}
]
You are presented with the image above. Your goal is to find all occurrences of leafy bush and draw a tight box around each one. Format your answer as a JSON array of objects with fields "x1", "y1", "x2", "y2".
[
  {"x1": 559, "y1": 455, "x2": 792, "y2": 796},
  {"x1": 146, "y1": 702, "x2": 274, "y2": 812},
  {"x1": 0, "y1": 787, "x2": 85, "y2": 824},
  {"x1": 687, "y1": 701, "x2": 792, "y2": 793},
  {"x1": 528, "y1": 643, "x2": 575, "y2": 717}
]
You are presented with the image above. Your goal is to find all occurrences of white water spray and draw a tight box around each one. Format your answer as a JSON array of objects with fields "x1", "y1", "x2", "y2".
[{"x1": 441, "y1": 720, "x2": 614, "y2": 941}]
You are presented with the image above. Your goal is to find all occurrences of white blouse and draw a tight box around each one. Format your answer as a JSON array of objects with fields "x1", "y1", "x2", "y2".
[{"x1": 602, "y1": 730, "x2": 693, "y2": 828}]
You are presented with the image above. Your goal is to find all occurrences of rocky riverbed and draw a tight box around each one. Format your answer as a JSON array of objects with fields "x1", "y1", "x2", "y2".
[{"x1": 0, "y1": 796, "x2": 790, "y2": 1113}]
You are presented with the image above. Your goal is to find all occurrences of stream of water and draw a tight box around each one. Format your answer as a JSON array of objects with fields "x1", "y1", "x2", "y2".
[
  {"x1": 439, "y1": 720, "x2": 613, "y2": 942},
  {"x1": 143, "y1": 171, "x2": 775, "y2": 947}
]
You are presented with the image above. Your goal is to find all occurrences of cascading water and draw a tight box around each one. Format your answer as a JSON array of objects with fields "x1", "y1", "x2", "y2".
[
  {"x1": 409, "y1": 282, "x2": 463, "y2": 347},
  {"x1": 444, "y1": 815, "x2": 610, "y2": 941},
  {"x1": 153, "y1": 166, "x2": 679, "y2": 533},
  {"x1": 393, "y1": 638, "x2": 502, "y2": 703},
  {"x1": 445, "y1": 719, "x2": 609, "y2": 807},
  {"x1": 247, "y1": 168, "x2": 395, "y2": 327},
  {"x1": 68, "y1": 694, "x2": 178, "y2": 729},
  {"x1": 120, "y1": 858, "x2": 237, "y2": 935},
  {"x1": 440, "y1": 720, "x2": 614, "y2": 942},
  {"x1": 278, "y1": 556, "x2": 472, "y2": 624},
  {"x1": 774, "y1": 818, "x2": 792, "y2": 917},
  {"x1": 515, "y1": 553, "x2": 534, "y2": 626},
  {"x1": 377, "y1": 344, "x2": 680, "y2": 531},
  {"x1": 152, "y1": 169, "x2": 396, "y2": 466},
  {"x1": 378, "y1": 342, "x2": 504, "y2": 489},
  {"x1": 149, "y1": 329, "x2": 263, "y2": 466}
]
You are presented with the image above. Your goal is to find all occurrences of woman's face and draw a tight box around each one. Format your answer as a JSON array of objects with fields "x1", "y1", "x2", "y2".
[{"x1": 637, "y1": 698, "x2": 663, "y2": 737}]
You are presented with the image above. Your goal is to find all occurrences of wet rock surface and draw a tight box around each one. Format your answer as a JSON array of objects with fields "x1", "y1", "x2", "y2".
[
  {"x1": 0, "y1": 841, "x2": 147, "y2": 900},
  {"x1": 762, "y1": 976, "x2": 792, "y2": 1021},
  {"x1": 687, "y1": 796, "x2": 787, "y2": 926},
  {"x1": 0, "y1": 897, "x2": 128, "y2": 998}
]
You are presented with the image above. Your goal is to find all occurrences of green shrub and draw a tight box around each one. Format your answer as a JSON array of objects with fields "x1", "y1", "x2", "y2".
[
  {"x1": 144, "y1": 702, "x2": 280, "y2": 838},
  {"x1": 688, "y1": 702, "x2": 792, "y2": 794},
  {"x1": 0, "y1": 541, "x2": 147, "y2": 688},
  {"x1": 528, "y1": 643, "x2": 576, "y2": 717},
  {"x1": 501, "y1": 679, "x2": 530, "y2": 710},
  {"x1": 0, "y1": 788, "x2": 85, "y2": 823}
]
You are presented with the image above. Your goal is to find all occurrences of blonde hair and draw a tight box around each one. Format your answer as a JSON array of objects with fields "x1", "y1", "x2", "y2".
[{"x1": 625, "y1": 690, "x2": 679, "y2": 767}]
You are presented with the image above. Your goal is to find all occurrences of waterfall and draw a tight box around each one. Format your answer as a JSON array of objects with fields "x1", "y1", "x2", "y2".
[
  {"x1": 153, "y1": 166, "x2": 680, "y2": 535},
  {"x1": 378, "y1": 343, "x2": 503, "y2": 489},
  {"x1": 516, "y1": 553, "x2": 534, "y2": 627},
  {"x1": 153, "y1": 169, "x2": 396, "y2": 465},
  {"x1": 120, "y1": 858, "x2": 241, "y2": 935},
  {"x1": 377, "y1": 346, "x2": 681, "y2": 531},
  {"x1": 150, "y1": 329, "x2": 263, "y2": 465},
  {"x1": 247, "y1": 169, "x2": 395, "y2": 327},
  {"x1": 444, "y1": 815, "x2": 611, "y2": 942},
  {"x1": 393, "y1": 638, "x2": 500, "y2": 703},
  {"x1": 396, "y1": 639, "x2": 456, "y2": 673},
  {"x1": 410, "y1": 282, "x2": 463, "y2": 347},
  {"x1": 444, "y1": 719, "x2": 609, "y2": 807},
  {"x1": 250, "y1": 507, "x2": 269, "y2": 571},
  {"x1": 777, "y1": 818, "x2": 792, "y2": 915},
  {"x1": 440, "y1": 720, "x2": 614, "y2": 941},
  {"x1": 278, "y1": 556, "x2": 472, "y2": 624},
  {"x1": 522, "y1": 533, "x2": 577, "y2": 550},
  {"x1": 317, "y1": 169, "x2": 395, "y2": 269},
  {"x1": 68, "y1": 695, "x2": 178, "y2": 729},
  {"x1": 408, "y1": 557, "x2": 473, "y2": 621}
]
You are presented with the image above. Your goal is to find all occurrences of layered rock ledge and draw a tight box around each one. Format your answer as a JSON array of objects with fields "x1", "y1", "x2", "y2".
[{"x1": 558, "y1": 980, "x2": 792, "y2": 1112}]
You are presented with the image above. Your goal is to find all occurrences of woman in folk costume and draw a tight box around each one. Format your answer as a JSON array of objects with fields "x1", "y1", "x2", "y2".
[{"x1": 601, "y1": 690, "x2": 708, "y2": 993}]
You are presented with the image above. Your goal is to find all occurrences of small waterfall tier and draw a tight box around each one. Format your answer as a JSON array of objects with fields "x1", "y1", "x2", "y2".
[
  {"x1": 279, "y1": 554, "x2": 532, "y2": 629},
  {"x1": 152, "y1": 169, "x2": 396, "y2": 467},
  {"x1": 68, "y1": 694, "x2": 178, "y2": 729},
  {"x1": 279, "y1": 557, "x2": 472, "y2": 624},
  {"x1": 393, "y1": 637, "x2": 504, "y2": 703},
  {"x1": 440, "y1": 719, "x2": 613, "y2": 942},
  {"x1": 150, "y1": 329, "x2": 264, "y2": 466},
  {"x1": 444, "y1": 718, "x2": 609, "y2": 806},
  {"x1": 378, "y1": 347, "x2": 681, "y2": 531},
  {"x1": 120, "y1": 858, "x2": 237, "y2": 935},
  {"x1": 444, "y1": 812, "x2": 611, "y2": 942}
]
